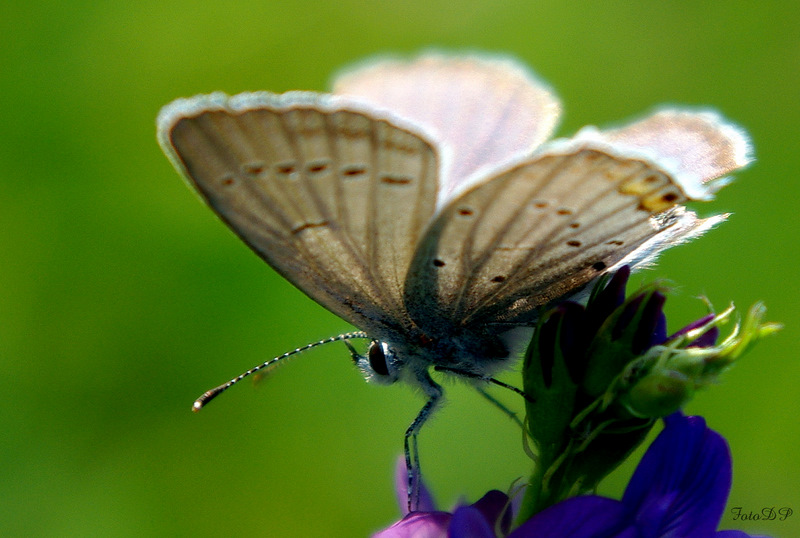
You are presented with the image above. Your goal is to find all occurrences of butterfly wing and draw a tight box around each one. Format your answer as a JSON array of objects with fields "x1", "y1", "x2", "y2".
[
  {"x1": 404, "y1": 147, "x2": 689, "y2": 333},
  {"x1": 333, "y1": 53, "x2": 561, "y2": 202},
  {"x1": 404, "y1": 109, "x2": 750, "y2": 334},
  {"x1": 158, "y1": 92, "x2": 439, "y2": 337}
]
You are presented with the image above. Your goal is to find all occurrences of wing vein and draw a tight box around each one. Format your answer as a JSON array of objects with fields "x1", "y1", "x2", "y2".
[{"x1": 452, "y1": 154, "x2": 576, "y2": 316}]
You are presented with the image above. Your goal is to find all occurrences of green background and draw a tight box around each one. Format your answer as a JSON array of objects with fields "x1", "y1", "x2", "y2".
[{"x1": 2, "y1": 1, "x2": 798, "y2": 536}]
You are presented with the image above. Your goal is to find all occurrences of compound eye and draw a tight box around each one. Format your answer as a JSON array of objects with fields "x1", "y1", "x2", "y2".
[{"x1": 367, "y1": 341, "x2": 390, "y2": 377}]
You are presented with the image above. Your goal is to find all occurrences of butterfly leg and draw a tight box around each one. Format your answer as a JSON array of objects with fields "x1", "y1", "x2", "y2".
[
  {"x1": 433, "y1": 365, "x2": 534, "y2": 402},
  {"x1": 475, "y1": 385, "x2": 525, "y2": 430},
  {"x1": 404, "y1": 372, "x2": 443, "y2": 512}
]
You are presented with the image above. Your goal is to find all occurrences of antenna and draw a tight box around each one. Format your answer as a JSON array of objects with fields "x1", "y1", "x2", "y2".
[{"x1": 192, "y1": 331, "x2": 370, "y2": 412}]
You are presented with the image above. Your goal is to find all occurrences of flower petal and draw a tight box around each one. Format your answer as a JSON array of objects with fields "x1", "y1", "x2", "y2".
[
  {"x1": 688, "y1": 326, "x2": 719, "y2": 348},
  {"x1": 448, "y1": 505, "x2": 496, "y2": 538},
  {"x1": 333, "y1": 53, "x2": 561, "y2": 202},
  {"x1": 669, "y1": 313, "x2": 716, "y2": 341},
  {"x1": 668, "y1": 313, "x2": 720, "y2": 348},
  {"x1": 585, "y1": 265, "x2": 630, "y2": 337},
  {"x1": 714, "y1": 531, "x2": 769, "y2": 538},
  {"x1": 632, "y1": 291, "x2": 667, "y2": 353},
  {"x1": 394, "y1": 457, "x2": 437, "y2": 515},
  {"x1": 472, "y1": 490, "x2": 512, "y2": 535},
  {"x1": 373, "y1": 512, "x2": 452, "y2": 538},
  {"x1": 622, "y1": 413, "x2": 732, "y2": 537},
  {"x1": 511, "y1": 496, "x2": 634, "y2": 537}
]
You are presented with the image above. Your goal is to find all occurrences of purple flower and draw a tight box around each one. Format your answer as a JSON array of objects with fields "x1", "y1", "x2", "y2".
[
  {"x1": 375, "y1": 414, "x2": 767, "y2": 538},
  {"x1": 373, "y1": 459, "x2": 513, "y2": 538},
  {"x1": 516, "y1": 413, "x2": 767, "y2": 538},
  {"x1": 519, "y1": 267, "x2": 779, "y2": 521}
]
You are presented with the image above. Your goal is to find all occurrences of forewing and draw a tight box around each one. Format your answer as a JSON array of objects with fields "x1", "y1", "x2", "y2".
[
  {"x1": 158, "y1": 92, "x2": 438, "y2": 336},
  {"x1": 405, "y1": 147, "x2": 698, "y2": 334}
]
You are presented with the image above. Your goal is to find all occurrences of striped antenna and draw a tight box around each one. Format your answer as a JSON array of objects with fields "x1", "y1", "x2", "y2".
[{"x1": 192, "y1": 331, "x2": 370, "y2": 412}]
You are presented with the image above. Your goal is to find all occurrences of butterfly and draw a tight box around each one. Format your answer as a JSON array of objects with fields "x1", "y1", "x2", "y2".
[{"x1": 157, "y1": 53, "x2": 751, "y2": 509}]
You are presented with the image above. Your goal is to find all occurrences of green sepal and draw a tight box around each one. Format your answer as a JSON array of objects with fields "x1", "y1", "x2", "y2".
[
  {"x1": 619, "y1": 301, "x2": 782, "y2": 418},
  {"x1": 522, "y1": 307, "x2": 579, "y2": 456},
  {"x1": 547, "y1": 414, "x2": 654, "y2": 502},
  {"x1": 517, "y1": 307, "x2": 580, "y2": 523},
  {"x1": 582, "y1": 285, "x2": 668, "y2": 397}
]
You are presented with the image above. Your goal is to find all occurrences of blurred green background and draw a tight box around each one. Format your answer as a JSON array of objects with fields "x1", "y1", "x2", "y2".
[{"x1": 2, "y1": 1, "x2": 798, "y2": 536}]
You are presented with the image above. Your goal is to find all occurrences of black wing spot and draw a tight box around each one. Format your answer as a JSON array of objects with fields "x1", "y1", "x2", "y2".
[
  {"x1": 432, "y1": 259, "x2": 446, "y2": 267},
  {"x1": 380, "y1": 175, "x2": 412, "y2": 185},
  {"x1": 490, "y1": 275, "x2": 506, "y2": 283},
  {"x1": 276, "y1": 163, "x2": 297, "y2": 175},
  {"x1": 592, "y1": 261, "x2": 607, "y2": 271},
  {"x1": 566, "y1": 240, "x2": 582, "y2": 247},
  {"x1": 291, "y1": 221, "x2": 330, "y2": 234},
  {"x1": 457, "y1": 207, "x2": 475, "y2": 217},
  {"x1": 307, "y1": 161, "x2": 330, "y2": 174},
  {"x1": 243, "y1": 162, "x2": 265, "y2": 175},
  {"x1": 343, "y1": 166, "x2": 367, "y2": 177}
]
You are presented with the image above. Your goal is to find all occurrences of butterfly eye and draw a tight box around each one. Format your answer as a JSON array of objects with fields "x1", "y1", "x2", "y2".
[
  {"x1": 368, "y1": 341, "x2": 391, "y2": 377},
  {"x1": 350, "y1": 341, "x2": 400, "y2": 385}
]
